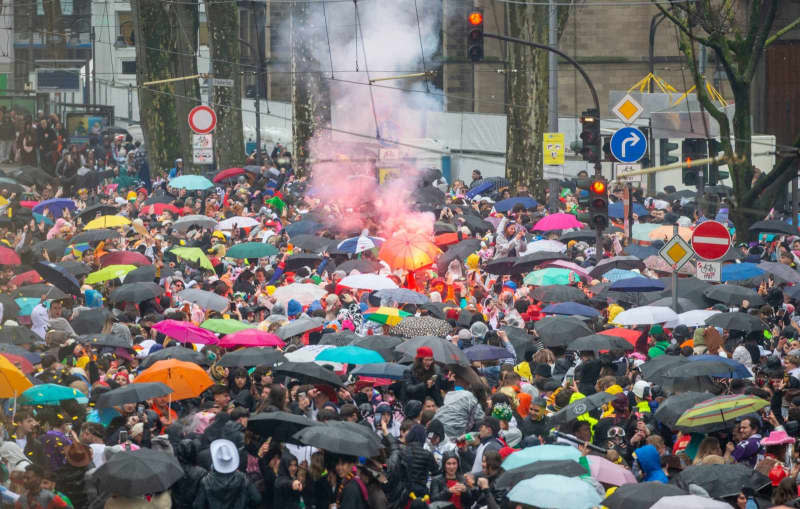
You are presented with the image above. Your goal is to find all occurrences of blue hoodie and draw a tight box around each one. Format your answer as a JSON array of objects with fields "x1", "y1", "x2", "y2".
[{"x1": 634, "y1": 444, "x2": 668, "y2": 483}]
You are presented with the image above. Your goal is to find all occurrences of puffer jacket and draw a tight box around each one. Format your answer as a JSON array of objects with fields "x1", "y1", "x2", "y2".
[
  {"x1": 397, "y1": 442, "x2": 438, "y2": 496},
  {"x1": 433, "y1": 390, "x2": 486, "y2": 438},
  {"x1": 194, "y1": 470, "x2": 261, "y2": 509},
  {"x1": 172, "y1": 439, "x2": 207, "y2": 509}
]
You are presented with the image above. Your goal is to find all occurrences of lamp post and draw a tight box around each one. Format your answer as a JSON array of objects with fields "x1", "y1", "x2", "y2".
[{"x1": 238, "y1": 0, "x2": 267, "y2": 167}]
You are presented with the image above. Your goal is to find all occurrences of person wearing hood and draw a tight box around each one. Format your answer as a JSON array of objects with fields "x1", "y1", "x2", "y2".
[
  {"x1": 194, "y1": 439, "x2": 261, "y2": 509},
  {"x1": 171, "y1": 439, "x2": 207, "y2": 509},
  {"x1": 273, "y1": 453, "x2": 304, "y2": 509},
  {"x1": 430, "y1": 451, "x2": 474, "y2": 509},
  {"x1": 168, "y1": 158, "x2": 184, "y2": 179},
  {"x1": 633, "y1": 444, "x2": 668, "y2": 483},
  {"x1": 394, "y1": 424, "x2": 438, "y2": 502},
  {"x1": 646, "y1": 325, "x2": 670, "y2": 358}
]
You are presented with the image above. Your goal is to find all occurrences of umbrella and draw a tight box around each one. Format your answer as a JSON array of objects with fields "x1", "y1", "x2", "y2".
[
  {"x1": 609, "y1": 277, "x2": 665, "y2": 292},
  {"x1": 703, "y1": 283, "x2": 762, "y2": 307},
  {"x1": 378, "y1": 233, "x2": 441, "y2": 271},
  {"x1": 533, "y1": 213, "x2": 582, "y2": 231},
  {"x1": 568, "y1": 334, "x2": 633, "y2": 352},
  {"x1": 218, "y1": 329, "x2": 285, "y2": 348},
  {"x1": 99, "y1": 251, "x2": 152, "y2": 267},
  {"x1": 123, "y1": 265, "x2": 157, "y2": 284},
  {"x1": 531, "y1": 285, "x2": 587, "y2": 304},
  {"x1": 316, "y1": 345, "x2": 385, "y2": 365},
  {"x1": 665, "y1": 309, "x2": 721, "y2": 328},
  {"x1": 139, "y1": 203, "x2": 182, "y2": 217},
  {"x1": 284, "y1": 220, "x2": 323, "y2": 237},
  {"x1": 675, "y1": 394, "x2": 769, "y2": 430},
  {"x1": 394, "y1": 336, "x2": 468, "y2": 366},
  {"x1": 273, "y1": 361, "x2": 344, "y2": 387},
  {"x1": 0, "y1": 246, "x2": 21, "y2": 265},
  {"x1": 272, "y1": 283, "x2": 327, "y2": 306},
  {"x1": 653, "y1": 392, "x2": 715, "y2": 428},
  {"x1": 318, "y1": 332, "x2": 357, "y2": 347},
  {"x1": 485, "y1": 256, "x2": 519, "y2": 276},
  {"x1": 589, "y1": 256, "x2": 645, "y2": 278},
  {"x1": 526, "y1": 240, "x2": 567, "y2": 254},
  {"x1": 0, "y1": 353, "x2": 33, "y2": 374},
  {"x1": 276, "y1": 317, "x2": 324, "y2": 340},
  {"x1": 85, "y1": 264, "x2": 137, "y2": 284},
  {"x1": 494, "y1": 196, "x2": 538, "y2": 212},
  {"x1": 0, "y1": 325, "x2": 40, "y2": 345},
  {"x1": 283, "y1": 253, "x2": 323, "y2": 271},
  {"x1": 29, "y1": 238, "x2": 67, "y2": 262},
  {"x1": 78, "y1": 333, "x2": 132, "y2": 349},
  {"x1": 608, "y1": 201, "x2": 648, "y2": 219},
  {"x1": 96, "y1": 382, "x2": 173, "y2": 409},
  {"x1": 650, "y1": 495, "x2": 732, "y2": 509},
  {"x1": 705, "y1": 311, "x2": 762, "y2": 332},
  {"x1": 226, "y1": 242, "x2": 278, "y2": 259},
  {"x1": 83, "y1": 215, "x2": 131, "y2": 230},
  {"x1": 560, "y1": 229, "x2": 596, "y2": 243},
  {"x1": 749, "y1": 219, "x2": 797, "y2": 236},
  {"x1": 373, "y1": 288, "x2": 430, "y2": 305},
  {"x1": 496, "y1": 461, "x2": 588, "y2": 490},
  {"x1": 135, "y1": 359, "x2": 213, "y2": 400},
  {"x1": 524, "y1": 268, "x2": 577, "y2": 286},
  {"x1": 433, "y1": 221, "x2": 457, "y2": 234},
  {"x1": 93, "y1": 448, "x2": 184, "y2": 497},
  {"x1": 437, "y1": 238, "x2": 481, "y2": 275},
  {"x1": 389, "y1": 316, "x2": 452, "y2": 338},
  {"x1": 541, "y1": 260, "x2": 591, "y2": 279},
  {"x1": 541, "y1": 302, "x2": 599, "y2": 317},
  {"x1": 351, "y1": 335, "x2": 403, "y2": 361},
  {"x1": 32, "y1": 198, "x2": 76, "y2": 218},
  {"x1": 170, "y1": 247, "x2": 214, "y2": 271},
  {"x1": 19, "y1": 383, "x2": 88, "y2": 405},
  {"x1": 286, "y1": 234, "x2": 329, "y2": 253},
  {"x1": 337, "y1": 235, "x2": 384, "y2": 254},
  {"x1": 169, "y1": 174, "x2": 214, "y2": 190},
  {"x1": 464, "y1": 344, "x2": 515, "y2": 362},
  {"x1": 586, "y1": 455, "x2": 637, "y2": 486},
  {"x1": 14, "y1": 283, "x2": 68, "y2": 300},
  {"x1": 502, "y1": 444, "x2": 582, "y2": 470},
  {"x1": 172, "y1": 214, "x2": 218, "y2": 232},
  {"x1": 598, "y1": 327, "x2": 642, "y2": 346},
  {"x1": 534, "y1": 316, "x2": 592, "y2": 345},
  {"x1": 339, "y1": 274, "x2": 398, "y2": 291},
  {"x1": 139, "y1": 346, "x2": 209, "y2": 369},
  {"x1": 71, "y1": 228, "x2": 121, "y2": 245},
  {"x1": 176, "y1": 288, "x2": 229, "y2": 312},
  {"x1": 644, "y1": 255, "x2": 697, "y2": 275},
  {"x1": 0, "y1": 344, "x2": 40, "y2": 365},
  {"x1": 217, "y1": 216, "x2": 259, "y2": 230},
  {"x1": 672, "y1": 463, "x2": 770, "y2": 499},
  {"x1": 351, "y1": 363, "x2": 409, "y2": 380},
  {"x1": 623, "y1": 244, "x2": 659, "y2": 259},
  {"x1": 143, "y1": 194, "x2": 174, "y2": 205},
  {"x1": 212, "y1": 167, "x2": 246, "y2": 183},
  {"x1": 57, "y1": 261, "x2": 92, "y2": 278},
  {"x1": 645, "y1": 296, "x2": 699, "y2": 313},
  {"x1": 602, "y1": 482, "x2": 688, "y2": 509},
  {"x1": 293, "y1": 422, "x2": 382, "y2": 457},
  {"x1": 199, "y1": 318, "x2": 255, "y2": 335},
  {"x1": 218, "y1": 348, "x2": 285, "y2": 368},
  {"x1": 151, "y1": 320, "x2": 219, "y2": 345},
  {"x1": 364, "y1": 307, "x2": 411, "y2": 327},
  {"x1": 757, "y1": 261, "x2": 800, "y2": 284},
  {"x1": 11, "y1": 297, "x2": 39, "y2": 317},
  {"x1": 602, "y1": 268, "x2": 643, "y2": 283},
  {"x1": 0, "y1": 296, "x2": 21, "y2": 318},
  {"x1": 33, "y1": 261, "x2": 81, "y2": 295},
  {"x1": 507, "y1": 475, "x2": 601, "y2": 509},
  {"x1": 71, "y1": 308, "x2": 111, "y2": 335},
  {"x1": 0, "y1": 177, "x2": 24, "y2": 195},
  {"x1": 76, "y1": 204, "x2": 118, "y2": 223},
  {"x1": 110, "y1": 282, "x2": 163, "y2": 303},
  {"x1": 664, "y1": 355, "x2": 751, "y2": 379},
  {"x1": 0, "y1": 355, "x2": 33, "y2": 397},
  {"x1": 612, "y1": 306, "x2": 678, "y2": 325},
  {"x1": 548, "y1": 391, "x2": 615, "y2": 426},
  {"x1": 720, "y1": 262, "x2": 764, "y2": 282},
  {"x1": 248, "y1": 411, "x2": 320, "y2": 442}
]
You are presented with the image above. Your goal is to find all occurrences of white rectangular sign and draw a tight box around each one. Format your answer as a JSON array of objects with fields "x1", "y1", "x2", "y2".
[
  {"x1": 697, "y1": 260, "x2": 721, "y2": 282},
  {"x1": 193, "y1": 134, "x2": 213, "y2": 149},
  {"x1": 615, "y1": 163, "x2": 643, "y2": 183}
]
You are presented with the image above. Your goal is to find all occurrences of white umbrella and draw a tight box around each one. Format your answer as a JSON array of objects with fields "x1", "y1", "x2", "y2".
[
  {"x1": 339, "y1": 273, "x2": 398, "y2": 291},
  {"x1": 272, "y1": 283, "x2": 327, "y2": 306},
  {"x1": 650, "y1": 495, "x2": 730, "y2": 509},
  {"x1": 217, "y1": 216, "x2": 259, "y2": 230},
  {"x1": 284, "y1": 345, "x2": 344, "y2": 370},
  {"x1": 665, "y1": 309, "x2": 721, "y2": 328},
  {"x1": 526, "y1": 239, "x2": 567, "y2": 253},
  {"x1": 172, "y1": 214, "x2": 218, "y2": 232},
  {"x1": 613, "y1": 306, "x2": 678, "y2": 325}
]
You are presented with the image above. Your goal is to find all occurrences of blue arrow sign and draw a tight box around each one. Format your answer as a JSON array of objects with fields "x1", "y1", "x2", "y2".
[{"x1": 610, "y1": 127, "x2": 647, "y2": 163}]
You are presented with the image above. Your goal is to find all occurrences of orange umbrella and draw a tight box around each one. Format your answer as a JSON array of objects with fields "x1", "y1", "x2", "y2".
[
  {"x1": 379, "y1": 233, "x2": 441, "y2": 271},
  {"x1": 134, "y1": 359, "x2": 212, "y2": 401},
  {"x1": 434, "y1": 232, "x2": 470, "y2": 247},
  {"x1": 0, "y1": 354, "x2": 33, "y2": 398}
]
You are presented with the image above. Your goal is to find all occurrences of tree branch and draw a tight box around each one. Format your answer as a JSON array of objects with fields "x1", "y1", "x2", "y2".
[
  {"x1": 744, "y1": 0, "x2": 778, "y2": 81},
  {"x1": 765, "y1": 15, "x2": 800, "y2": 48},
  {"x1": 746, "y1": 134, "x2": 800, "y2": 202},
  {"x1": 650, "y1": 1, "x2": 712, "y2": 47}
]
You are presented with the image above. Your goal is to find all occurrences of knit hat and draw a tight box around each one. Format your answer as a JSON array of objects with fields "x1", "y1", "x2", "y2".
[
  {"x1": 427, "y1": 419, "x2": 445, "y2": 441},
  {"x1": 491, "y1": 403, "x2": 513, "y2": 422},
  {"x1": 649, "y1": 324, "x2": 664, "y2": 336},
  {"x1": 416, "y1": 346, "x2": 434, "y2": 359},
  {"x1": 287, "y1": 299, "x2": 302, "y2": 317}
]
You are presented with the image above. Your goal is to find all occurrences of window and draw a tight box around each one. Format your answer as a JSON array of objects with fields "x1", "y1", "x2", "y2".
[
  {"x1": 121, "y1": 60, "x2": 136, "y2": 74},
  {"x1": 199, "y1": 13, "x2": 208, "y2": 46},
  {"x1": 117, "y1": 11, "x2": 134, "y2": 47}
]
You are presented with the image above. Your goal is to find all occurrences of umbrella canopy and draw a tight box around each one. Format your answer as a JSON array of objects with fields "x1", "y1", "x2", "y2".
[
  {"x1": 226, "y1": 242, "x2": 278, "y2": 259},
  {"x1": 337, "y1": 235, "x2": 384, "y2": 254},
  {"x1": 32, "y1": 198, "x2": 76, "y2": 218},
  {"x1": 123, "y1": 265, "x2": 157, "y2": 284},
  {"x1": 151, "y1": 320, "x2": 219, "y2": 345},
  {"x1": 83, "y1": 215, "x2": 131, "y2": 230},
  {"x1": 219, "y1": 329, "x2": 285, "y2": 348},
  {"x1": 373, "y1": 288, "x2": 430, "y2": 305},
  {"x1": 603, "y1": 268, "x2": 643, "y2": 283},
  {"x1": 212, "y1": 167, "x2": 246, "y2": 183},
  {"x1": 649, "y1": 225, "x2": 693, "y2": 241},
  {"x1": 339, "y1": 274, "x2": 398, "y2": 291},
  {"x1": 200, "y1": 318, "x2": 255, "y2": 335},
  {"x1": 33, "y1": 261, "x2": 81, "y2": 295},
  {"x1": 276, "y1": 317, "x2": 325, "y2": 340},
  {"x1": 30, "y1": 238, "x2": 67, "y2": 261},
  {"x1": 247, "y1": 411, "x2": 320, "y2": 443},
  {"x1": 176, "y1": 288, "x2": 229, "y2": 312},
  {"x1": 110, "y1": 282, "x2": 163, "y2": 303},
  {"x1": 10, "y1": 270, "x2": 43, "y2": 287},
  {"x1": 170, "y1": 247, "x2": 214, "y2": 271},
  {"x1": 0, "y1": 246, "x2": 21, "y2": 265},
  {"x1": 0, "y1": 325, "x2": 40, "y2": 345},
  {"x1": 589, "y1": 256, "x2": 645, "y2": 278},
  {"x1": 598, "y1": 328, "x2": 642, "y2": 346},
  {"x1": 139, "y1": 346, "x2": 209, "y2": 369},
  {"x1": 586, "y1": 455, "x2": 637, "y2": 486},
  {"x1": 464, "y1": 344, "x2": 515, "y2": 362},
  {"x1": 272, "y1": 283, "x2": 327, "y2": 306},
  {"x1": 507, "y1": 475, "x2": 602, "y2": 509},
  {"x1": 612, "y1": 306, "x2": 678, "y2": 325},
  {"x1": 76, "y1": 204, "x2": 119, "y2": 223},
  {"x1": 494, "y1": 196, "x2": 538, "y2": 212},
  {"x1": 548, "y1": 391, "x2": 615, "y2": 426},
  {"x1": 756, "y1": 261, "x2": 800, "y2": 284},
  {"x1": 71, "y1": 308, "x2": 111, "y2": 335},
  {"x1": 364, "y1": 307, "x2": 410, "y2": 327},
  {"x1": 703, "y1": 284, "x2": 763, "y2": 307},
  {"x1": 78, "y1": 333, "x2": 132, "y2": 349},
  {"x1": 484, "y1": 256, "x2": 519, "y2": 276},
  {"x1": 541, "y1": 302, "x2": 599, "y2": 317},
  {"x1": 534, "y1": 316, "x2": 592, "y2": 345},
  {"x1": 609, "y1": 277, "x2": 665, "y2": 292},
  {"x1": 705, "y1": 311, "x2": 762, "y2": 332},
  {"x1": 672, "y1": 463, "x2": 770, "y2": 499},
  {"x1": 273, "y1": 361, "x2": 344, "y2": 387},
  {"x1": 318, "y1": 332, "x2": 357, "y2": 347},
  {"x1": 533, "y1": 213, "x2": 582, "y2": 231},
  {"x1": 749, "y1": 219, "x2": 797, "y2": 235},
  {"x1": 135, "y1": 359, "x2": 213, "y2": 400},
  {"x1": 531, "y1": 285, "x2": 587, "y2": 304},
  {"x1": 71, "y1": 229, "x2": 121, "y2": 245},
  {"x1": 603, "y1": 482, "x2": 688, "y2": 509},
  {"x1": 720, "y1": 262, "x2": 764, "y2": 282},
  {"x1": 502, "y1": 444, "x2": 582, "y2": 470},
  {"x1": 560, "y1": 229, "x2": 596, "y2": 243},
  {"x1": 608, "y1": 201, "x2": 648, "y2": 219},
  {"x1": 624, "y1": 244, "x2": 659, "y2": 260},
  {"x1": 394, "y1": 336, "x2": 469, "y2": 365},
  {"x1": 541, "y1": 260, "x2": 591, "y2": 279},
  {"x1": 169, "y1": 174, "x2": 214, "y2": 190},
  {"x1": 351, "y1": 362, "x2": 409, "y2": 380},
  {"x1": 316, "y1": 345, "x2": 385, "y2": 364},
  {"x1": 217, "y1": 216, "x2": 259, "y2": 230},
  {"x1": 19, "y1": 383, "x2": 88, "y2": 405},
  {"x1": 665, "y1": 355, "x2": 751, "y2": 379},
  {"x1": 99, "y1": 251, "x2": 152, "y2": 267},
  {"x1": 524, "y1": 268, "x2": 578, "y2": 286},
  {"x1": 293, "y1": 422, "x2": 382, "y2": 457},
  {"x1": 85, "y1": 264, "x2": 137, "y2": 284},
  {"x1": 172, "y1": 214, "x2": 218, "y2": 232},
  {"x1": 0, "y1": 355, "x2": 33, "y2": 397},
  {"x1": 646, "y1": 296, "x2": 699, "y2": 313},
  {"x1": 389, "y1": 316, "x2": 452, "y2": 338},
  {"x1": 653, "y1": 391, "x2": 715, "y2": 428},
  {"x1": 284, "y1": 220, "x2": 323, "y2": 237},
  {"x1": 218, "y1": 347, "x2": 285, "y2": 368},
  {"x1": 650, "y1": 495, "x2": 732, "y2": 509},
  {"x1": 496, "y1": 461, "x2": 588, "y2": 490},
  {"x1": 283, "y1": 253, "x2": 323, "y2": 271},
  {"x1": 525, "y1": 240, "x2": 567, "y2": 254},
  {"x1": 14, "y1": 283, "x2": 68, "y2": 300},
  {"x1": 568, "y1": 334, "x2": 634, "y2": 352},
  {"x1": 675, "y1": 394, "x2": 768, "y2": 430},
  {"x1": 378, "y1": 233, "x2": 441, "y2": 271},
  {"x1": 0, "y1": 297, "x2": 22, "y2": 319},
  {"x1": 290, "y1": 234, "x2": 332, "y2": 253},
  {"x1": 93, "y1": 448, "x2": 184, "y2": 497},
  {"x1": 351, "y1": 335, "x2": 403, "y2": 360},
  {"x1": 96, "y1": 382, "x2": 173, "y2": 408}
]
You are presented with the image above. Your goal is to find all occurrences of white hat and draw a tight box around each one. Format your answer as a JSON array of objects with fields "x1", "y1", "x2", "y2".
[
  {"x1": 210, "y1": 438, "x2": 239, "y2": 474},
  {"x1": 632, "y1": 380, "x2": 651, "y2": 399}
]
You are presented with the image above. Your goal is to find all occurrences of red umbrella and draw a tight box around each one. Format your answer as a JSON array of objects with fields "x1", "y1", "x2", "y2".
[
  {"x1": 599, "y1": 327, "x2": 642, "y2": 346},
  {"x1": 19, "y1": 201, "x2": 37, "y2": 209},
  {"x1": 10, "y1": 270, "x2": 44, "y2": 287},
  {"x1": 99, "y1": 251, "x2": 152, "y2": 267},
  {"x1": 218, "y1": 329, "x2": 285, "y2": 348},
  {"x1": 0, "y1": 353, "x2": 34, "y2": 374},
  {"x1": 0, "y1": 246, "x2": 21, "y2": 265},
  {"x1": 213, "y1": 167, "x2": 246, "y2": 183},
  {"x1": 434, "y1": 232, "x2": 471, "y2": 247},
  {"x1": 139, "y1": 203, "x2": 181, "y2": 216}
]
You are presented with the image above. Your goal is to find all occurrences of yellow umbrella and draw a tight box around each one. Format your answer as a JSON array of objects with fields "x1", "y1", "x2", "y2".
[
  {"x1": 648, "y1": 225, "x2": 692, "y2": 242},
  {"x1": 0, "y1": 354, "x2": 33, "y2": 398},
  {"x1": 84, "y1": 264, "x2": 137, "y2": 284},
  {"x1": 84, "y1": 215, "x2": 131, "y2": 230},
  {"x1": 171, "y1": 247, "x2": 215, "y2": 271}
]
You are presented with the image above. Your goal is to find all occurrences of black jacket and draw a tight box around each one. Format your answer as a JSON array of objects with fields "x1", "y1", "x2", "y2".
[
  {"x1": 519, "y1": 415, "x2": 550, "y2": 440},
  {"x1": 430, "y1": 452, "x2": 473, "y2": 507},
  {"x1": 397, "y1": 442, "x2": 439, "y2": 496},
  {"x1": 194, "y1": 470, "x2": 261, "y2": 509},
  {"x1": 404, "y1": 365, "x2": 446, "y2": 407},
  {"x1": 55, "y1": 464, "x2": 89, "y2": 509},
  {"x1": 339, "y1": 477, "x2": 369, "y2": 509},
  {"x1": 273, "y1": 456, "x2": 302, "y2": 509}
]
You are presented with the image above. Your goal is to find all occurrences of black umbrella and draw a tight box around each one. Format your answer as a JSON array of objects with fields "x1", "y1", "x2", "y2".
[
  {"x1": 76, "y1": 204, "x2": 118, "y2": 223},
  {"x1": 394, "y1": 336, "x2": 469, "y2": 366},
  {"x1": 485, "y1": 256, "x2": 518, "y2": 275},
  {"x1": 464, "y1": 344, "x2": 515, "y2": 362},
  {"x1": 639, "y1": 355, "x2": 689, "y2": 383},
  {"x1": 71, "y1": 308, "x2": 111, "y2": 335},
  {"x1": 10, "y1": 166, "x2": 53, "y2": 186},
  {"x1": 96, "y1": 382, "x2": 173, "y2": 408},
  {"x1": 705, "y1": 311, "x2": 763, "y2": 332},
  {"x1": 646, "y1": 296, "x2": 698, "y2": 312},
  {"x1": 534, "y1": 316, "x2": 592, "y2": 347},
  {"x1": 139, "y1": 346, "x2": 209, "y2": 369},
  {"x1": 0, "y1": 177, "x2": 24, "y2": 195},
  {"x1": 568, "y1": 334, "x2": 633, "y2": 352},
  {"x1": 248, "y1": 411, "x2": 320, "y2": 443},
  {"x1": 602, "y1": 482, "x2": 687, "y2": 509},
  {"x1": 318, "y1": 332, "x2": 357, "y2": 347},
  {"x1": 111, "y1": 282, "x2": 163, "y2": 303},
  {"x1": 531, "y1": 285, "x2": 587, "y2": 304},
  {"x1": 559, "y1": 230, "x2": 596, "y2": 243},
  {"x1": 703, "y1": 284, "x2": 764, "y2": 307},
  {"x1": 14, "y1": 283, "x2": 68, "y2": 300},
  {"x1": 436, "y1": 239, "x2": 481, "y2": 276},
  {"x1": 513, "y1": 252, "x2": 568, "y2": 273},
  {"x1": 496, "y1": 460, "x2": 588, "y2": 490},
  {"x1": 276, "y1": 317, "x2": 325, "y2": 340},
  {"x1": 500, "y1": 326, "x2": 537, "y2": 359},
  {"x1": 273, "y1": 361, "x2": 344, "y2": 387},
  {"x1": 291, "y1": 234, "x2": 332, "y2": 253},
  {"x1": 57, "y1": 260, "x2": 92, "y2": 278},
  {"x1": 0, "y1": 325, "x2": 39, "y2": 345},
  {"x1": 30, "y1": 238, "x2": 68, "y2": 262},
  {"x1": 78, "y1": 333, "x2": 132, "y2": 349},
  {"x1": 0, "y1": 295, "x2": 19, "y2": 319},
  {"x1": 93, "y1": 448, "x2": 184, "y2": 497},
  {"x1": 71, "y1": 229, "x2": 121, "y2": 245},
  {"x1": 33, "y1": 261, "x2": 81, "y2": 295},
  {"x1": 143, "y1": 194, "x2": 174, "y2": 205},
  {"x1": 293, "y1": 422, "x2": 381, "y2": 457},
  {"x1": 351, "y1": 335, "x2": 404, "y2": 361},
  {"x1": 673, "y1": 463, "x2": 770, "y2": 499},
  {"x1": 411, "y1": 186, "x2": 446, "y2": 208},
  {"x1": 420, "y1": 302, "x2": 447, "y2": 319},
  {"x1": 653, "y1": 392, "x2": 714, "y2": 429},
  {"x1": 284, "y1": 253, "x2": 323, "y2": 271},
  {"x1": 749, "y1": 219, "x2": 796, "y2": 236},
  {"x1": 285, "y1": 220, "x2": 323, "y2": 237},
  {"x1": 334, "y1": 258, "x2": 380, "y2": 274},
  {"x1": 589, "y1": 256, "x2": 645, "y2": 278},
  {"x1": 123, "y1": 265, "x2": 157, "y2": 284},
  {"x1": 175, "y1": 289, "x2": 229, "y2": 312},
  {"x1": 457, "y1": 213, "x2": 493, "y2": 235},
  {"x1": 350, "y1": 362, "x2": 410, "y2": 380},
  {"x1": 548, "y1": 391, "x2": 615, "y2": 426},
  {"x1": 433, "y1": 221, "x2": 456, "y2": 234},
  {"x1": 217, "y1": 347, "x2": 285, "y2": 368}
]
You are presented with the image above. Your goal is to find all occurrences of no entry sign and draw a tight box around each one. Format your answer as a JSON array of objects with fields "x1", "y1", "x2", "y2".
[
  {"x1": 691, "y1": 220, "x2": 731, "y2": 260},
  {"x1": 188, "y1": 105, "x2": 217, "y2": 134}
]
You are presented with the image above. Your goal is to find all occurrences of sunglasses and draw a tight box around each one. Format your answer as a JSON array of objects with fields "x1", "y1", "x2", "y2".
[{"x1": 607, "y1": 427, "x2": 626, "y2": 438}]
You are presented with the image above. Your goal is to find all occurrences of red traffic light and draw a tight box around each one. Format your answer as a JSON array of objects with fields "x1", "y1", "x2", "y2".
[
  {"x1": 468, "y1": 11, "x2": 483, "y2": 25},
  {"x1": 590, "y1": 180, "x2": 606, "y2": 194}
]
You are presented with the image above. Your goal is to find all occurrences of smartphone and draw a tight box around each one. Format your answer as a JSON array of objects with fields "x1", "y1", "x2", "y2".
[
  {"x1": 136, "y1": 404, "x2": 144, "y2": 416},
  {"x1": 119, "y1": 430, "x2": 128, "y2": 444}
]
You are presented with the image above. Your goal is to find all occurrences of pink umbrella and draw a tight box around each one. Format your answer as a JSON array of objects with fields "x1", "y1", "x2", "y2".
[
  {"x1": 541, "y1": 260, "x2": 591, "y2": 279},
  {"x1": 151, "y1": 319, "x2": 219, "y2": 345},
  {"x1": 533, "y1": 213, "x2": 583, "y2": 231},
  {"x1": 219, "y1": 329, "x2": 286, "y2": 348},
  {"x1": 586, "y1": 455, "x2": 637, "y2": 486}
]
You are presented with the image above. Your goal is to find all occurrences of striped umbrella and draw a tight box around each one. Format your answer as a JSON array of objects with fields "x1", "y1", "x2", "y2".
[
  {"x1": 364, "y1": 307, "x2": 411, "y2": 327},
  {"x1": 675, "y1": 394, "x2": 768, "y2": 431}
]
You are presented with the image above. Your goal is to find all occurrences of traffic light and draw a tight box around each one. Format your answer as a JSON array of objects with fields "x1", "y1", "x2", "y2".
[
  {"x1": 659, "y1": 138, "x2": 679, "y2": 166},
  {"x1": 707, "y1": 139, "x2": 729, "y2": 185},
  {"x1": 682, "y1": 138, "x2": 708, "y2": 187},
  {"x1": 579, "y1": 109, "x2": 600, "y2": 164},
  {"x1": 467, "y1": 9, "x2": 484, "y2": 62},
  {"x1": 589, "y1": 178, "x2": 609, "y2": 230},
  {"x1": 602, "y1": 135, "x2": 617, "y2": 163},
  {"x1": 575, "y1": 176, "x2": 591, "y2": 206}
]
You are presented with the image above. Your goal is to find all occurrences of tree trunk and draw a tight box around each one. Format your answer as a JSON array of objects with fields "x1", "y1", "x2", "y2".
[
  {"x1": 204, "y1": 0, "x2": 244, "y2": 170},
  {"x1": 132, "y1": 0, "x2": 182, "y2": 173},
  {"x1": 171, "y1": 0, "x2": 200, "y2": 170},
  {"x1": 504, "y1": 4, "x2": 549, "y2": 198}
]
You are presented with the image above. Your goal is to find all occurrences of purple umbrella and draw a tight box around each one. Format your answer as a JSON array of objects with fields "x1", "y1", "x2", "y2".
[
  {"x1": 151, "y1": 319, "x2": 219, "y2": 345},
  {"x1": 32, "y1": 198, "x2": 76, "y2": 219},
  {"x1": 464, "y1": 344, "x2": 515, "y2": 362}
]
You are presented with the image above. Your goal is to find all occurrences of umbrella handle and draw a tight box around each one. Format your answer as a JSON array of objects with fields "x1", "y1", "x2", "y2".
[{"x1": 11, "y1": 390, "x2": 15, "y2": 423}]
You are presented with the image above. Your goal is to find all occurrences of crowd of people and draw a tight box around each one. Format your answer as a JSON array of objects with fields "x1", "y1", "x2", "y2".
[{"x1": 0, "y1": 140, "x2": 798, "y2": 509}]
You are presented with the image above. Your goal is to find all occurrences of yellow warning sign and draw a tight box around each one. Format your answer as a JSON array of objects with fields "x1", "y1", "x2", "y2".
[{"x1": 543, "y1": 132, "x2": 565, "y2": 166}]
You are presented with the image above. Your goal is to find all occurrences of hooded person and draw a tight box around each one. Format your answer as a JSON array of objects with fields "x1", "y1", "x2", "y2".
[
  {"x1": 171, "y1": 438, "x2": 207, "y2": 509},
  {"x1": 194, "y1": 439, "x2": 261, "y2": 509},
  {"x1": 647, "y1": 325, "x2": 670, "y2": 358},
  {"x1": 429, "y1": 450, "x2": 474, "y2": 509},
  {"x1": 633, "y1": 444, "x2": 668, "y2": 483},
  {"x1": 397, "y1": 424, "x2": 439, "y2": 500},
  {"x1": 273, "y1": 453, "x2": 303, "y2": 509}
]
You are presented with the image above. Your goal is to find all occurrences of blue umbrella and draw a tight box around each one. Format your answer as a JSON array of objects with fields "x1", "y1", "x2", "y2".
[
  {"x1": 373, "y1": 288, "x2": 430, "y2": 305},
  {"x1": 32, "y1": 198, "x2": 76, "y2": 219},
  {"x1": 624, "y1": 245, "x2": 658, "y2": 260},
  {"x1": 667, "y1": 354, "x2": 752, "y2": 379},
  {"x1": 336, "y1": 236, "x2": 384, "y2": 254},
  {"x1": 721, "y1": 262, "x2": 765, "y2": 282},
  {"x1": 465, "y1": 181, "x2": 493, "y2": 199},
  {"x1": 168, "y1": 174, "x2": 214, "y2": 191},
  {"x1": 13, "y1": 298, "x2": 39, "y2": 317},
  {"x1": 542, "y1": 302, "x2": 599, "y2": 317},
  {"x1": 610, "y1": 277, "x2": 665, "y2": 292},
  {"x1": 608, "y1": 201, "x2": 649, "y2": 219},
  {"x1": 494, "y1": 197, "x2": 538, "y2": 213},
  {"x1": 502, "y1": 444, "x2": 582, "y2": 470},
  {"x1": 603, "y1": 268, "x2": 641, "y2": 283}
]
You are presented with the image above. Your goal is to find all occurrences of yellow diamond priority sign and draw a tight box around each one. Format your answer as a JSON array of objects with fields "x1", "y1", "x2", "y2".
[
  {"x1": 659, "y1": 234, "x2": 694, "y2": 271},
  {"x1": 612, "y1": 94, "x2": 644, "y2": 125}
]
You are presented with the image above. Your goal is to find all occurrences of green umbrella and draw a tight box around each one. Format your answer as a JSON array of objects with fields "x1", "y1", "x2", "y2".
[
  {"x1": 19, "y1": 383, "x2": 89, "y2": 406},
  {"x1": 226, "y1": 242, "x2": 279, "y2": 259},
  {"x1": 524, "y1": 268, "x2": 576, "y2": 286},
  {"x1": 85, "y1": 264, "x2": 137, "y2": 284},
  {"x1": 170, "y1": 247, "x2": 214, "y2": 271},
  {"x1": 200, "y1": 318, "x2": 255, "y2": 335}
]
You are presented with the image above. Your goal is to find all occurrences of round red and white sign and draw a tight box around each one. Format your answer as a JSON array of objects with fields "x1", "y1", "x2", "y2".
[
  {"x1": 691, "y1": 220, "x2": 731, "y2": 260},
  {"x1": 188, "y1": 105, "x2": 217, "y2": 134}
]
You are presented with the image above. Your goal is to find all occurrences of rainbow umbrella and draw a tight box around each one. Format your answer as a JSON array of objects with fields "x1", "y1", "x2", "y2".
[
  {"x1": 364, "y1": 307, "x2": 411, "y2": 326},
  {"x1": 85, "y1": 264, "x2": 137, "y2": 284},
  {"x1": 675, "y1": 394, "x2": 768, "y2": 431}
]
